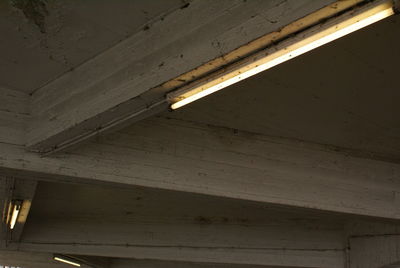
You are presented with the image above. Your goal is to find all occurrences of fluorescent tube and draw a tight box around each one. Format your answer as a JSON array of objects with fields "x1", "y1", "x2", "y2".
[
  {"x1": 168, "y1": 0, "x2": 395, "y2": 109},
  {"x1": 9, "y1": 201, "x2": 22, "y2": 230},
  {"x1": 54, "y1": 256, "x2": 81, "y2": 267}
]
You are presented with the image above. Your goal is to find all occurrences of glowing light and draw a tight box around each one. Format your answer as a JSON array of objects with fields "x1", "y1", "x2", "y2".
[
  {"x1": 9, "y1": 201, "x2": 22, "y2": 230},
  {"x1": 54, "y1": 257, "x2": 81, "y2": 267},
  {"x1": 168, "y1": 1, "x2": 394, "y2": 109}
]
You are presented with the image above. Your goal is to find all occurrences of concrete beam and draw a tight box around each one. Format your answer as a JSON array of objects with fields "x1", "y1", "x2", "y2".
[
  {"x1": 0, "y1": 250, "x2": 64, "y2": 268},
  {"x1": 383, "y1": 262, "x2": 400, "y2": 268},
  {"x1": 13, "y1": 181, "x2": 345, "y2": 267},
  {"x1": 0, "y1": 250, "x2": 104, "y2": 268},
  {"x1": 349, "y1": 236, "x2": 400, "y2": 268},
  {"x1": 18, "y1": 243, "x2": 344, "y2": 268},
  {"x1": 26, "y1": 0, "x2": 360, "y2": 154},
  {"x1": 0, "y1": 250, "x2": 334, "y2": 268},
  {"x1": 347, "y1": 220, "x2": 400, "y2": 268},
  {"x1": 0, "y1": 87, "x2": 29, "y2": 146},
  {"x1": 1, "y1": 116, "x2": 400, "y2": 219},
  {"x1": 110, "y1": 259, "x2": 303, "y2": 268}
]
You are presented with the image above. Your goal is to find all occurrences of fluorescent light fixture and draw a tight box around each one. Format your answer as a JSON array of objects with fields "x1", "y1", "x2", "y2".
[
  {"x1": 54, "y1": 256, "x2": 81, "y2": 267},
  {"x1": 168, "y1": 0, "x2": 395, "y2": 109},
  {"x1": 9, "y1": 200, "x2": 22, "y2": 230}
]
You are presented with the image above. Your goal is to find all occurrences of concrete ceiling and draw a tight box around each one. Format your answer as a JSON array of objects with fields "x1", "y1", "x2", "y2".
[
  {"x1": 167, "y1": 14, "x2": 400, "y2": 162},
  {"x1": 111, "y1": 259, "x2": 310, "y2": 268},
  {"x1": 0, "y1": 0, "x2": 187, "y2": 94},
  {"x1": 26, "y1": 181, "x2": 345, "y2": 232},
  {"x1": 21, "y1": 181, "x2": 345, "y2": 266},
  {"x1": 2, "y1": 2, "x2": 400, "y2": 266},
  {"x1": 1, "y1": 1, "x2": 400, "y2": 267}
]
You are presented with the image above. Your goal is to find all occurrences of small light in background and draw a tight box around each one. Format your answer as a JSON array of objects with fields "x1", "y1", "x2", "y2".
[
  {"x1": 53, "y1": 255, "x2": 81, "y2": 267},
  {"x1": 6, "y1": 200, "x2": 23, "y2": 230}
]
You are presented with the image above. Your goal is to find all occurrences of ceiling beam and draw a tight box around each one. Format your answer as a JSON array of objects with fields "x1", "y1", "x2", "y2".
[
  {"x1": 1, "y1": 117, "x2": 400, "y2": 219},
  {"x1": 19, "y1": 243, "x2": 344, "y2": 268},
  {"x1": 0, "y1": 249, "x2": 336, "y2": 268},
  {"x1": 110, "y1": 259, "x2": 304, "y2": 268},
  {"x1": 345, "y1": 219, "x2": 400, "y2": 268},
  {"x1": 6, "y1": 180, "x2": 345, "y2": 267},
  {"x1": 26, "y1": 0, "x2": 360, "y2": 154},
  {"x1": 0, "y1": 86, "x2": 29, "y2": 146},
  {"x1": 15, "y1": 202, "x2": 344, "y2": 267},
  {"x1": 0, "y1": 250, "x2": 98, "y2": 268},
  {"x1": 349, "y1": 236, "x2": 400, "y2": 268}
]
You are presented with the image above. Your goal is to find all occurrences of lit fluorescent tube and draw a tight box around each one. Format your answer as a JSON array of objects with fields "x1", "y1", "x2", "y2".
[
  {"x1": 9, "y1": 201, "x2": 22, "y2": 230},
  {"x1": 168, "y1": 0, "x2": 395, "y2": 109},
  {"x1": 54, "y1": 255, "x2": 81, "y2": 267}
]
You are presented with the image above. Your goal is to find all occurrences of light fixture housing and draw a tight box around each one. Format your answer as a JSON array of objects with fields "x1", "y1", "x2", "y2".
[
  {"x1": 53, "y1": 255, "x2": 81, "y2": 267},
  {"x1": 167, "y1": 0, "x2": 395, "y2": 109},
  {"x1": 6, "y1": 200, "x2": 22, "y2": 230}
]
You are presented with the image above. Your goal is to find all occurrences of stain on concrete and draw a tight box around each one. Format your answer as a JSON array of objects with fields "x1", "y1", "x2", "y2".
[
  {"x1": 180, "y1": 2, "x2": 190, "y2": 9},
  {"x1": 10, "y1": 0, "x2": 49, "y2": 33}
]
